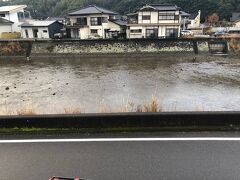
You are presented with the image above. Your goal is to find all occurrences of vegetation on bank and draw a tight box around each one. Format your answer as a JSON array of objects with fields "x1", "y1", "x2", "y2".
[
  {"x1": 229, "y1": 38, "x2": 240, "y2": 52},
  {"x1": 0, "y1": 126, "x2": 237, "y2": 135},
  {"x1": 0, "y1": 96, "x2": 162, "y2": 115},
  {"x1": 0, "y1": 42, "x2": 25, "y2": 55},
  {"x1": 0, "y1": 0, "x2": 239, "y2": 21}
]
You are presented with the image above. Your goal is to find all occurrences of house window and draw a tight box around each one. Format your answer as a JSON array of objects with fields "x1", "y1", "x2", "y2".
[
  {"x1": 130, "y1": 29, "x2": 142, "y2": 33},
  {"x1": 76, "y1": 17, "x2": 87, "y2": 25},
  {"x1": 90, "y1": 17, "x2": 102, "y2": 26},
  {"x1": 43, "y1": 30, "x2": 48, "y2": 33},
  {"x1": 109, "y1": 16, "x2": 115, "y2": 20},
  {"x1": 25, "y1": 29, "x2": 29, "y2": 38},
  {"x1": 102, "y1": 17, "x2": 108, "y2": 23},
  {"x1": 91, "y1": 29, "x2": 98, "y2": 34},
  {"x1": 0, "y1": 13, "x2": 5, "y2": 17},
  {"x1": 159, "y1": 12, "x2": 175, "y2": 20},
  {"x1": 166, "y1": 28, "x2": 178, "y2": 38},
  {"x1": 146, "y1": 29, "x2": 158, "y2": 38},
  {"x1": 142, "y1": 15, "x2": 151, "y2": 20},
  {"x1": 17, "y1": 12, "x2": 24, "y2": 21}
]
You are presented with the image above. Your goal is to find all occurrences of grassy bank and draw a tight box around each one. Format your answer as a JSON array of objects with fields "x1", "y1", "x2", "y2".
[
  {"x1": 0, "y1": 96, "x2": 163, "y2": 116},
  {"x1": 0, "y1": 126, "x2": 239, "y2": 135}
]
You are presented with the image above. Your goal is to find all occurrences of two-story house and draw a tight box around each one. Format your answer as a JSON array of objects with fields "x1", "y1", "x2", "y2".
[
  {"x1": 0, "y1": 5, "x2": 30, "y2": 33},
  {"x1": 127, "y1": 4, "x2": 181, "y2": 39},
  {"x1": 66, "y1": 5, "x2": 126, "y2": 39}
]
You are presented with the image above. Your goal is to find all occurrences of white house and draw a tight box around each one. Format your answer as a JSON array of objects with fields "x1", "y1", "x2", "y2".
[
  {"x1": 181, "y1": 10, "x2": 201, "y2": 30},
  {"x1": 0, "y1": 5, "x2": 30, "y2": 32},
  {"x1": 20, "y1": 20, "x2": 64, "y2": 39},
  {"x1": 234, "y1": 20, "x2": 240, "y2": 28},
  {"x1": 0, "y1": 17, "x2": 13, "y2": 37},
  {"x1": 127, "y1": 4, "x2": 181, "y2": 39},
  {"x1": 66, "y1": 5, "x2": 126, "y2": 39}
]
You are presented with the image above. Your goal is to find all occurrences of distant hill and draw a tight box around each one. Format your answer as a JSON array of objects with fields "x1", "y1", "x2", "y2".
[{"x1": 1, "y1": 0, "x2": 240, "y2": 21}]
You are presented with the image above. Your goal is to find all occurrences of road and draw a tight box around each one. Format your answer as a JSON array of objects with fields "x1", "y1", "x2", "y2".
[{"x1": 1, "y1": 132, "x2": 240, "y2": 180}]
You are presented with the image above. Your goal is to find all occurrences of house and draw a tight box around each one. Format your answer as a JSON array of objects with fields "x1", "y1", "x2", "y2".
[
  {"x1": 181, "y1": 10, "x2": 201, "y2": 29},
  {"x1": 127, "y1": 4, "x2": 181, "y2": 39},
  {"x1": 234, "y1": 20, "x2": 240, "y2": 28},
  {"x1": 0, "y1": 5, "x2": 30, "y2": 32},
  {"x1": 180, "y1": 10, "x2": 203, "y2": 35},
  {"x1": 20, "y1": 20, "x2": 64, "y2": 39},
  {"x1": 187, "y1": 11, "x2": 201, "y2": 29},
  {"x1": 66, "y1": 5, "x2": 126, "y2": 39},
  {"x1": 0, "y1": 17, "x2": 13, "y2": 37}
]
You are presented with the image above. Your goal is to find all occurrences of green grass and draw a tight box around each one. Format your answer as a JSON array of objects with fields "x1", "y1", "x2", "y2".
[{"x1": 0, "y1": 126, "x2": 239, "y2": 135}]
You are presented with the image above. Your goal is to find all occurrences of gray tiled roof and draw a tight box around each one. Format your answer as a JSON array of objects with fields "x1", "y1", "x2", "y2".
[
  {"x1": 110, "y1": 19, "x2": 127, "y2": 26},
  {"x1": 69, "y1": 5, "x2": 118, "y2": 16},
  {"x1": 189, "y1": 13, "x2": 198, "y2": 20},
  {"x1": 181, "y1": 11, "x2": 191, "y2": 17},
  {"x1": 0, "y1": 17, "x2": 13, "y2": 24},
  {"x1": 149, "y1": 4, "x2": 180, "y2": 11},
  {"x1": 20, "y1": 20, "x2": 59, "y2": 27}
]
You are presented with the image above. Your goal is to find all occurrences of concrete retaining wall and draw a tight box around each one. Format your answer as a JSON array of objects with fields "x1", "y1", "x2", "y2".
[
  {"x1": 32, "y1": 39, "x2": 199, "y2": 54},
  {"x1": 0, "y1": 112, "x2": 240, "y2": 129},
  {"x1": 0, "y1": 39, "x2": 211, "y2": 56}
]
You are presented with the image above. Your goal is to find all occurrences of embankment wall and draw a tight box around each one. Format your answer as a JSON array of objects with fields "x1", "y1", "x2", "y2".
[{"x1": 0, "y1": 38, "x2": 236, "y2": 56}]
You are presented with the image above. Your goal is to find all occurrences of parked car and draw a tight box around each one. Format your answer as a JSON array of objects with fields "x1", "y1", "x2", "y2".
[
  {"x1": 213, "y1": 31, "x2": 226, "y2": 37},
  {"x1": 54, "y1": 33, "x2": 63, "y2": 39},
  {"x1": 181, "y1": 30, "x2": 194, "y2": 37}
]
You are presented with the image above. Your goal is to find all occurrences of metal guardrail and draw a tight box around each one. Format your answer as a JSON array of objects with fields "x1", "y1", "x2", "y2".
[{"x1": 0, "y1": 112, "x2": 240, "y2": 129}]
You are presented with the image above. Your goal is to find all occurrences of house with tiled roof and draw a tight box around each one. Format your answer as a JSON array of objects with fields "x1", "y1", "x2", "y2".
[
  {"x1": 127, "y1": 4, "x2": 181, "y2": 39},
  {"x1": 66, "y1": 5, "x2": 126, "y2": 39},
  {"x1": 20, "y1": 20, "x2": 64, "y2": 39}
]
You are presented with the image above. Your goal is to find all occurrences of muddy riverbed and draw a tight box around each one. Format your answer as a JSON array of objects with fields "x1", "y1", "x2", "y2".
[{"x1": 0, "y1": 53, "x2": 240, "y2": 114}]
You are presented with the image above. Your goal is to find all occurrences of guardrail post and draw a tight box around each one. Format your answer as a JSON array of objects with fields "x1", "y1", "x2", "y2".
[
  {"x1": 26, "y1": 41, "x2": 33, "y2": 60},
  {"x1": 193, "y1": 41, "x2": 198, "y2": 55}
]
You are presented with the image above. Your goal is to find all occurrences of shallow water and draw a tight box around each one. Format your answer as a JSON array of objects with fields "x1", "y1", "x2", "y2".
[{"x1": 0, "y1": 54, "x2": 240, "y2": 114}]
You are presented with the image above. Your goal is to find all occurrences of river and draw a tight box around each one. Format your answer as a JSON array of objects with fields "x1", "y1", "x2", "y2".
[{"x1": 0, "y1": 53, "x2": 240, "y2": 114}]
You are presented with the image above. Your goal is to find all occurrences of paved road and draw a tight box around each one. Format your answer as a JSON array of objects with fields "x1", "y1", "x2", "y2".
[{"x1": 1, "y1": 132, "x2": 240, "y2": 180}]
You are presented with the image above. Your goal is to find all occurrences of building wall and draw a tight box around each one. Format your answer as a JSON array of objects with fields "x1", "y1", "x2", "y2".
[
  {"x1": 0, "y1": 24, "x2": 12, "y2": 37},
  {"x1": 21, "y1": 27, "x2": 50, "y2": 39},
  {"x1": 187, "y1": 11, "x2": 201, "y2": 29},
  {"x1": 128, "y1": 25, "x2": 180, "y2": 38},
  {"x1": 48, "y1": 22, "x2": 63, "y2": 38},
  {"x1": 2, "y1": 10, "x2": 24, "y2": 32},
  {"x1": 21, "y1": 27, "x2": 33, "y2": 38},
  {"x1": 21, "y1": 22, "x2": 63, "y2": 39},
  {"x1": 80, "y1": 27, "x2": 89, "y2": 39},
  {"x1": 69, "y1": 14, "x2": 121, "y2": 39},
  {"x1": 37, "y1": 27, "x2": 50, "y2": 38},
  {"x1": 235, "y1": 22, "x2": 240, "y2": 28},
  {"x1": 69, "y1": 14, "x2": 110, "y2": 39},
  {"x1": 128, "y1": 9, "x2": 181, "y2": 39}
]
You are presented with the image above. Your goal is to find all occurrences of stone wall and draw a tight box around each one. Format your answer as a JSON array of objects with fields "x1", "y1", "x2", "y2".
[
  {"x1": 0, "y1": 41, "x2": 26, "y2": 56},
  {"x1": 0, "y1": 39, "x2": 212, "y2": 56}
]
